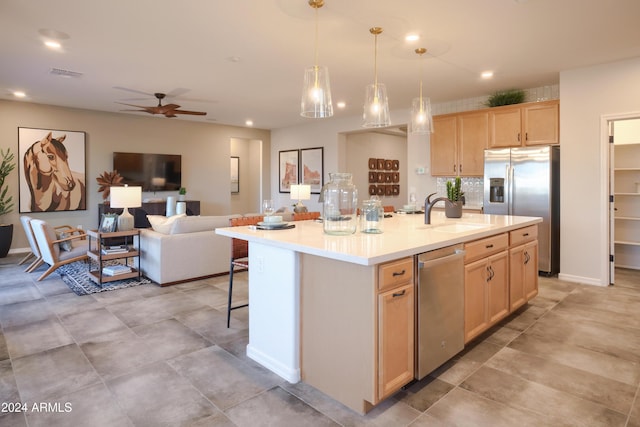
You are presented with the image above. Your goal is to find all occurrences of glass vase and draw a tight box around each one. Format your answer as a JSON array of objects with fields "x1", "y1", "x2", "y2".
[{"x1": 322, "y1": 173, "x2": 358, "y2": 235}]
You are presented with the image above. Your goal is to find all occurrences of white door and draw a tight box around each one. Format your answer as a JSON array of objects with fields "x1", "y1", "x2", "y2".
[{"x1": 609, "y1": 120, "x2": 615, "y2": 284}]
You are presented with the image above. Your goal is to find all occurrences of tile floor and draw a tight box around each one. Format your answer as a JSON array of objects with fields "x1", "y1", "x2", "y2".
[{"x1": 0, "y1": 254, "x2": 639, "y2": 427}]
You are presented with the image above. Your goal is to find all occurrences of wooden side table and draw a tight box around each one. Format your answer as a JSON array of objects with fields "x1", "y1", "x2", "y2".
[{"x1": 86, "y1": 229, "x2": 141, "y2": 286}]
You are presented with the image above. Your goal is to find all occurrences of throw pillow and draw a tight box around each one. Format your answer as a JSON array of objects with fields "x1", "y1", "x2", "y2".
[
  {"x1": 147, "y1": 213, "x2": 186, "y2": 234},
  {"x1": 55, "y1": 230, "x2": 73, "y2": 251}
]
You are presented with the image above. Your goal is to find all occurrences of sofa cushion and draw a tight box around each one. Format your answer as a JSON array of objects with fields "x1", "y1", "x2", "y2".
[
  {"x1": 169, "y1": 215, "x2": 232, "y2": 234},
  {"x1": 147, "y1": 214, "x2": 186, "y2": 234}
]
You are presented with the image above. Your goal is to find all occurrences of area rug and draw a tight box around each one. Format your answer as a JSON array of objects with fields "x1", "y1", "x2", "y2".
[{"x1": 56, "y1": 260, "x2": 152, "y2": 296}]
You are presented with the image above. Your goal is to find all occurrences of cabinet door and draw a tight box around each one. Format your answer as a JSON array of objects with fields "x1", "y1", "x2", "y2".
[
  {"x1": 509, "y1": 245, "x2": 527, "y2": 311},
  {"x1": 523, "y1": 102, "x2": 559, "y2": 146},
  {"x1": 489, "y1": 107, "x2": 521, "y2": 148},
  {"x1": 523, "y1": 241, "x2": 539, "y2": 300},
  {"x1": 378, "y1": 283, "x2": 414, "y2": 400},
  {"x1": 464, "y1": 258, "x2": 488, "y2": 343},
  {"x1": 458, "y1": 112, "x2": 489, "y2": 176},
  {"x1": 487, "y1": 251, "x2": 509, "y2": 324},
  {"x1": 431, "y1": 115, "x2": 458, "y2": 176},
  {"x1": 510, "y1": 241, "x2": 539, "y2": 310}
]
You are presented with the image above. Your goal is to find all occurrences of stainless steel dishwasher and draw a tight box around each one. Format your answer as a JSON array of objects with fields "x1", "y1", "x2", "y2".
[{"x1": 416, "y1": 243, "x2": 466, "y2": 380}]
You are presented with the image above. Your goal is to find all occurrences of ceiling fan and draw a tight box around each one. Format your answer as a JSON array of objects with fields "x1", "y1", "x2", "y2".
[{"x1": 117, "y1": 92, "x2": 206, "y2": 118}]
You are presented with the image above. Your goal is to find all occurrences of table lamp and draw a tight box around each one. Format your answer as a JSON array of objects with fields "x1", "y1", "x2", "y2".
[
  {"x1": 290, "y1": 184, "x2": 311, "y2": 213},
  {"x1": 110, "y1": 185, "x2": 142, "y2": 231}
]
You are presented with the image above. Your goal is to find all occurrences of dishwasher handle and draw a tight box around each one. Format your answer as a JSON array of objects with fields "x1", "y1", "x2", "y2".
[{"x1": 418, "y1": 249, "x2": 466, "y2": 269}]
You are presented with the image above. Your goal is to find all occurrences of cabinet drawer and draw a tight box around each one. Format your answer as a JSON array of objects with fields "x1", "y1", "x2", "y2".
[
  {"x1": 378, "y1": 258, "x2": 414, "y2": 292},
  {"x1": 510, "y1": 225, "x2": 538, "y2": 246},
  {"x1": 464, "y1": 233, "x2": 508, "y2": 264}
]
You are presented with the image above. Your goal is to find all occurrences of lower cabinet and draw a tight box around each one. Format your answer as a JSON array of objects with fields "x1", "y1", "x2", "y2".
[
  {"x1": 378, "y1": 282, "x2": 414, "y2": 401},
  {"x1": 509, "y1": 240, "x2": 539, "y2": 311},
  {"x1": 464, "y1": 250, "x2": 509, "y2": 343}
]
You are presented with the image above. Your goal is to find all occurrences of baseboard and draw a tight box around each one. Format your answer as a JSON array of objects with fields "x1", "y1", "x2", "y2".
[
  {"x1": 557, "y1": 272, "x2": 607, "y2": 287},
  {"x1": 246, "y1": 343, "x2": 301, "y2": 384}
]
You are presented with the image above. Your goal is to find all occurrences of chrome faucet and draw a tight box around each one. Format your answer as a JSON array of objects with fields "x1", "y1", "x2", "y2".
[{"x1": 425, "y1": 192, "x2": 454, "y2": 224}]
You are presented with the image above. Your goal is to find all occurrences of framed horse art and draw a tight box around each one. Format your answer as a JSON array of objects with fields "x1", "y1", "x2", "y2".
[{"x1": 18, "y1": 127, "x2": 86, "y2": 213}]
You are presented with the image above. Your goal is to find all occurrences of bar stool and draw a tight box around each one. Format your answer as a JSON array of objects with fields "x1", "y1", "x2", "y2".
[
  {"x1": 292, "y1": 211, "x2": 321, "y2": 221},
  {"x1": 227, "y1": 215, "x2": 263, "y2": 328}
]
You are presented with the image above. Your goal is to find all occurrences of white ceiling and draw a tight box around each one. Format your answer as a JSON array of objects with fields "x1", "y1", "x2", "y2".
[{"x1": 2, "y1": 0, "x2": 640, "y2": 130}]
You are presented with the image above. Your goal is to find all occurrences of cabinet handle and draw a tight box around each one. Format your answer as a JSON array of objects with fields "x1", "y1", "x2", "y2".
[
  {"x1": 392, "y1": 290, "x2": 406, "y2": 298},
  {"x1": 486, "y1": 244, "x2": 494, "y2": 249},
  {"x1": 523, "y1": 233, "x2": 529, "y2": 237},
  {"x1": 459, "y1": 164, "x2": 462, "y2": 173},
  {"x1": 518, "y1": 133, "x2": 521, "y2": 142},
  {"x1": 524, "y1": 251, "x2": 530, "y2": 264},
  {"x1": 525, "y1": 132, "x2": 529, "y2": 141},
  {"x1": 392, "y1": 269, "x2": 406, "y2": 277},
  {"x1": 453, "y1": 164, "x2": 457, "y2": 173}
]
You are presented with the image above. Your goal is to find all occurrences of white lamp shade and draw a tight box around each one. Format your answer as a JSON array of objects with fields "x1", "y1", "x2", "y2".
[
  {"x1": 290, "y1": 184, "x2": 311, "y2": 201},
  {"x1": 301, "y1": 66, "x2": 333, "y2": 118},
  {"x1": 362, "y1": 83, "x2": 391, "y2": 128},
  {"x1": 110, "y1": 185, "x2": 142, "y2": 208},
  {"x1": 410, "y1": 97, "x2": 433, "y2": 134}
]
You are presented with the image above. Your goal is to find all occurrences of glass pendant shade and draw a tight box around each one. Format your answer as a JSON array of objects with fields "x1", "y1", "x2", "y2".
[
  {"x1": 410, "y1": 96, "x2": 433, "y2": 134},
  {"x1": 362, "y1": 83, "x2": 391, "y2": 128},
  {"x1": 301, "y1": 65, "x2": 333, "y2": 118}
]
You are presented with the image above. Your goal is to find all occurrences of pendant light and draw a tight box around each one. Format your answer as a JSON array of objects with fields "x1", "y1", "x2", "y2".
[
  {"x1": 301, "y1": 0, "x2": 333, "y2": 118},
  {"x1": 410, "y1": 47, "x2": 433, "y2": 134},
  {"x1": 362, "y1": 27, "x2": 391, "y2": 128}
]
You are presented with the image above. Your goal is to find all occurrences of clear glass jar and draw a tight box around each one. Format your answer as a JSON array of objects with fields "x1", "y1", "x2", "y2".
[
  {"x1": 322, "y1": 173, "x2": 358, "y2": 235},
  {"x1": 360, "y1": 198, "x2": 383, "y2": 234}
]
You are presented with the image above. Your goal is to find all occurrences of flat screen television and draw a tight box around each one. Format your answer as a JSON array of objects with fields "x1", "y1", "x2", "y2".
[{"x1": 113, "y1": 152, "x2": 181, "y2": 191}]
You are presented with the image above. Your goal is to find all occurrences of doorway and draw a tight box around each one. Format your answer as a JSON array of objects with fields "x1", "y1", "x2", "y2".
[{"x1": 608, "y1": 116, "x2": 640, "y2": 284}]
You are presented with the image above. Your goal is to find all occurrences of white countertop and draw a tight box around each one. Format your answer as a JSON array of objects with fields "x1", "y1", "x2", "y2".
[{"x1": 215, "y1": 212, "x2": 542, "y2": 266}]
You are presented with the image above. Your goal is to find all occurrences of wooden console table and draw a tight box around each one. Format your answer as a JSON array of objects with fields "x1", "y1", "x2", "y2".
[{"x1": 98, "y1": 200, "x2": 200, "y2": 228}]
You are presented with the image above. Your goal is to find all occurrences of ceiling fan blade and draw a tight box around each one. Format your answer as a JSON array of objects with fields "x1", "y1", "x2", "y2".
[
  {"x1": 113, "y1": 86, "x2": 156, "y2": 97},
  {"x1": 172, "y1": 110, "x2": 207, "y2": 116}
]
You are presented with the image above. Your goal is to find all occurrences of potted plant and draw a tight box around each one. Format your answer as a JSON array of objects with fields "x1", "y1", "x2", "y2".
[
  {"x1": 445, "y1": 176, "x2": 464, "y2": 218},
  {"x1": 0, "y1": 148, "x2": 16, "y2": 258},
  {"x1": 178, "y1": 187, "x2": 187, "y2": 201}
]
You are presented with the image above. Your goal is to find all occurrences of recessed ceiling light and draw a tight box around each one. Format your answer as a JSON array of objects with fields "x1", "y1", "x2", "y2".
[
  {"x1": 481, "y1": 71, "x2": 494, "y2": 79},
  {"x1": 13, "y1": 91, "x2": 26, "y2": 98},
  {"x1": 405, "y1": 34, "x2": 420, "y2": 42},
  {"x1": 44, "y1": 40, "x2": 61, "y2": 49},
  {"x1": 245, "y1": 120, "x2": 254, "y2": 127},
  {"x1": 336, "y1": 101, "x2": 346, "y2": 109}
]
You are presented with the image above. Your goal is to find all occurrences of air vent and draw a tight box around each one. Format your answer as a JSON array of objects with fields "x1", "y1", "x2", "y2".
[{"x1": 49, "y1": 68, "x2": 83, "y2": 78}]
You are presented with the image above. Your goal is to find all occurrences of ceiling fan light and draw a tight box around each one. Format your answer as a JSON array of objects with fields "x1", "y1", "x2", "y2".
[
  {"x1": 362, "y1": 83, "x2": 391, "y2": 128},
  {"x1": 410, "y1": 97, "x2": 432, "y2": 134},
  {"x1": 301, "y1": 65, "x2": 333, "y2": 118}
]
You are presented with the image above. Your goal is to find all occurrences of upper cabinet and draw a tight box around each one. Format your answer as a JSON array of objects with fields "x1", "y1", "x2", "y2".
[
  {"x1": 489, "y1": 100, "x2": 559, "y2": 148},
  {"x1": 431, "y1": 111, "x2": 488, "y2": 177},
  {"x1": 431, "y1": 100, "x2": 559, "y2": 177}
]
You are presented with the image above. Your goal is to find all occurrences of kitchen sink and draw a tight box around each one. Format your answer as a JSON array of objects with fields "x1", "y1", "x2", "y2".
[{"x1": 432, "y1": 223, "x2": 490, "y2": 233}]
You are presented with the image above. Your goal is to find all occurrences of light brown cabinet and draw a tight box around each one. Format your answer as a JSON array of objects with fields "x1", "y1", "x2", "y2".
[
  {"x1": 463, "y1": 233, "x2": 509, "y2": 343},
  {"x1": 378, "y1": 282, "x2": 414, "y2": 400},
  {"x1": 488, "y1": 100, "x2": 559, "y2": 148},
  {"x1": 509, "y1": 225, "x2": 539, "y2": 310},
  {"x1": 431, "y1": 111, "x2": 488, "y2": 176}
]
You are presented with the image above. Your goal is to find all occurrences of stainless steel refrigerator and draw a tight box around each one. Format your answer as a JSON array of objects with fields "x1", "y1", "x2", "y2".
[{"x1": 484, "y1": 146, "x2": 560, "y2": 275}]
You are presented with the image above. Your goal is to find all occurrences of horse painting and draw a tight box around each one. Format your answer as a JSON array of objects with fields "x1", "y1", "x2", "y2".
[{"x1": 23, "y1": 132, "x2": 86, "y2": 212}]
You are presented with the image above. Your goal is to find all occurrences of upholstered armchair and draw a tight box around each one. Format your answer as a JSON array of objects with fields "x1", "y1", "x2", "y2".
[{"x1": 29, "y1": 219, "x2": 89, "y2": 281}]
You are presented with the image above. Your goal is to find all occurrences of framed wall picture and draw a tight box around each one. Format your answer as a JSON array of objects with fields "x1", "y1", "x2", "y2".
[
  {"x1": 279, "y1": 149, "x2": 299, "y2": 193},
  {"x1": 300, "y1": 147, "x2": 323, "y2": 193},
  {"x1": 230, "y1": 156, "x2": 239, "y2": 194},
  {"x1": 18, "y1": 127, "x2": 87, "y2": 213}
]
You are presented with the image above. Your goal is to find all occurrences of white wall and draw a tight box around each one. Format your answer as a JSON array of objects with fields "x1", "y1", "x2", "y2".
[
  {"x1": 559, "y1": 56, "x2": 640, "y2": 285},
  {"x1": 270, "y1": 108, "x2": 438, "y2": 213},
  {"x1": 0, "y1": 99, "x2": 270, "y2": 252}
]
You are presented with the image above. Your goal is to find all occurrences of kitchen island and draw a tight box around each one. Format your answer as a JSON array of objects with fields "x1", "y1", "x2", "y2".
[{"x1": 216, "y1": 211, "x2": 542, "y2": 413}]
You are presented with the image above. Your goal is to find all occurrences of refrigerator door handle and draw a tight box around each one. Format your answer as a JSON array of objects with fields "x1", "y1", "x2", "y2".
[{"x1": 508, "y1": 165, "x2": 515, "y2": 215}]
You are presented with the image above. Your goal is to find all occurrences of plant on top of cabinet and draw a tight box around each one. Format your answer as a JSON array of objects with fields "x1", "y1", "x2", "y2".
[{"x1": 486, "y1": 89, "x2": 526, "y2": 107}]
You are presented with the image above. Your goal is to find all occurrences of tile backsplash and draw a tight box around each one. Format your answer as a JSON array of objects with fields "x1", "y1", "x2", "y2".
[{"x1": 436, "y1": 177, "x2": 484, "y2": 207}]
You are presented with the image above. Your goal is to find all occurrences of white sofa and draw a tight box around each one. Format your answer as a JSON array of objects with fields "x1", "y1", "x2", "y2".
[{"x1": 139, "y1": 214, "x2": 242, "y2": 286}]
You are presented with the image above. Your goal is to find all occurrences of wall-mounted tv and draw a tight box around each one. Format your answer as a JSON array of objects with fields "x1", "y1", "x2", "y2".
[{"x1": 113, "y1": 152, "x2": 181, "y2": 191}]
